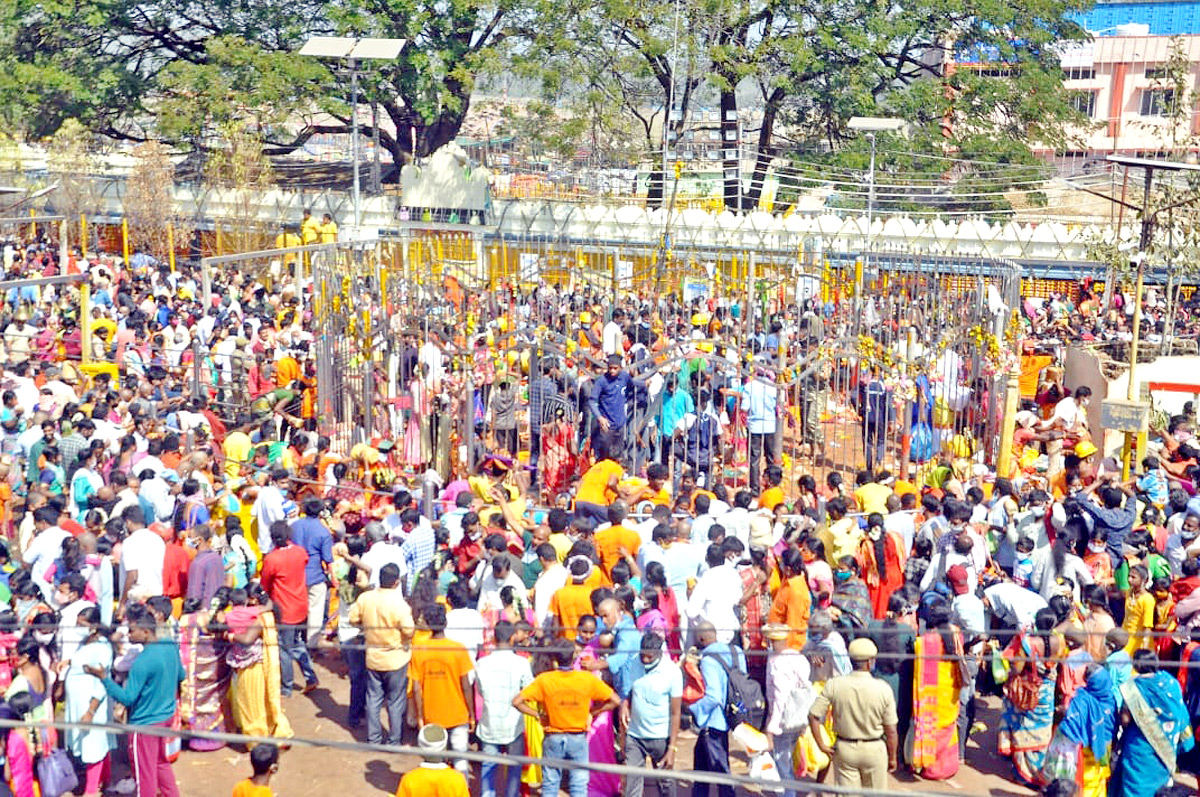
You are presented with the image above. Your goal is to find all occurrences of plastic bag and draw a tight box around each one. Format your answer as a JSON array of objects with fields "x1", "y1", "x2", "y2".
[
  {"x1": 731, "y1": 722, "x2": 770, "y2": 755},
  {"x1": 749, "y1": 752, "x2": 782, "y2": 792}
]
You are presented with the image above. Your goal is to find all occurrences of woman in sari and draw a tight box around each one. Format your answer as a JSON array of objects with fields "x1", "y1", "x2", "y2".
[
  {"x1": 539, "y1": 406, "x2": 578, "y2": 501},
  {"x1": 220, "y1": 586, "x2": 292, "y2": 744},
  {"x1": 998, "y1": 608, "x2": 1059, "y2": 786},
  {"x1": 179, "y1": 593, "x2": 231, "y2": 751},
  {"x1": 857, "y1": 513, "x2": 906, "y2": 620},
  {"x1": 908, "y1": 602, "x2": 964, "y2": 779},
  {"x1": 1040, "y1": 664, "x2": 1115, "y2": 797},
  {"x1": 829, "y1": 556, "x2": 873, "y2": 634},
  {"x1": 1112, "y1": 650, "x2": 1195, "y2": 797}
]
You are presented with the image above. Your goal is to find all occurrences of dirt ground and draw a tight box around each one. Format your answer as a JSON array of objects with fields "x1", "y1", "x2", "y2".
[{"x1": 157, "y1": 649, "x2": 1143, "y2": 797}]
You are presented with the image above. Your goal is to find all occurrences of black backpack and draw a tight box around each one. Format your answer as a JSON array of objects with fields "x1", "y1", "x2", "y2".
[{"x1": 704, "y1": 648, "x2": 766, "y2": 730}]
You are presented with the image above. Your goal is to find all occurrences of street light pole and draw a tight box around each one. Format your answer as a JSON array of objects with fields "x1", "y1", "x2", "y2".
[
  {"x1": 846, "y1": 117, "x2": 907, "y2": 321},
  {"x1": 1106, "y1": 154, "x2": 1200, "y2": 476},
  {"x1": 350, "y1": 58, "x2": 361, "y2": 229},
  {"x1": 298, "y1": 36, "x2": 406, "y2": 234},
  {"x1": 864, "y1": 131, "x2": 877, "y2": 309}
]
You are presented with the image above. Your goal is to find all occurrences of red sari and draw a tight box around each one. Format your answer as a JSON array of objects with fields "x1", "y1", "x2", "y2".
[
  {"x1": 539, "y1": 419, "x2": 577, "y2": 498},
  {"x1": 859, "y1": 531, "x2": 906, "y2": 619}
]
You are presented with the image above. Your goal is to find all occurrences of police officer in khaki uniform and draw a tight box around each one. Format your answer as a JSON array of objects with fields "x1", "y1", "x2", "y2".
[{"x1": 807, "y1": 637, "x2": 898, "y2": 789}]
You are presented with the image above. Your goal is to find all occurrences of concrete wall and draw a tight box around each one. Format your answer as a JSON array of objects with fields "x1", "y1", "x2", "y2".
[{"x1": 1064, "y1": 347, "x2": 1111, "y2": 453}]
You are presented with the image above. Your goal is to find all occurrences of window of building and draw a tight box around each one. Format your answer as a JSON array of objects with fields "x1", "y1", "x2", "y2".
[
  {"x1": 1069, "y1": 90, "x2": 1098, "y2": 118},
  {"x1": 1063, "y1": 67, "x2": 1095, "y2": 80},
  {"x1": 1141, "y1": 88, "x2": 1175, "y2": 116},
  {"x1": 1145, "y1": 66, "x2": 1170, "y2": 80}
]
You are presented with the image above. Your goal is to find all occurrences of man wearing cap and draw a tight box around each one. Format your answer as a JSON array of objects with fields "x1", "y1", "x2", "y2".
[
  {"x1": 395, "y1": 724, "x2": 469, "y2": 797},
  {"x1": 808, "y1": 637, "x2": 898, "y2": 789}
]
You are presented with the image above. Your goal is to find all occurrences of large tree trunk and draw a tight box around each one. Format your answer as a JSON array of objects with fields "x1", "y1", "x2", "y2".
[
  {"x1": 743, "y1": 86, "x2": 785, "y2": 209},
  {"x1": 720, "y1": 85, "x2": 740, "y2": 211}
]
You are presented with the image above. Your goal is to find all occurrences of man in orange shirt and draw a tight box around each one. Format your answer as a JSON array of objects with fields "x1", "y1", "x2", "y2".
[
  {"x1": 594, "y1": 502, "x2": 640, "y2": 584},
  {"x1": 768, "y1": 548, "x2": 811, "y2": 649},
  {"x1": 549, "y1": 557, "x2": 599, "y2": 639},
  {"x1": 411, "y1": 604, "x2": 474, "y2": 774},
  {"x1": 514, "y1": 640, "x2": 619, "y2": 797},
  {"x1": 394, "y1": 724, "x2": 469, "y2": 797}
]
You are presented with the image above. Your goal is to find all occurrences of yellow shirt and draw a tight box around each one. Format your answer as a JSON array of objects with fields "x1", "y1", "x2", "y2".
[
  {"x1": 576, "y1": 459, "x2": 623, "y2": 506},
  {"x1": 224, "y1": 431, "x2": 253, "y2": 478},
  {"x1": 349, "y1": 587, "x2": 416, "y2": 671},
  {"x1": 1123, "y1": 590, "x2": 1156, "y2": 654},
  {"x1": 301, "y1": 217, "x2": 321, "y2": 245},
  {"x1": 395, "y1": 765, "x2": 469, "y2": 797},
  {"x1": 823, "y1": 517, "x2": 864, "y2": 564},
  {"x1": 319, "y1": 221, "x2": 339, "y2": 243},
  {"x1": 854, "y1": 483, "x2": 893, "y2": 515},
  {"x1": 274, "y1": 232, "x2": 301, "y2": 265}
]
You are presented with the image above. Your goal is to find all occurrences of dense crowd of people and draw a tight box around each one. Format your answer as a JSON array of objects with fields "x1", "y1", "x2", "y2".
[{"x1": 0, "y1": 223, "x2": 1198, "y2": 797}]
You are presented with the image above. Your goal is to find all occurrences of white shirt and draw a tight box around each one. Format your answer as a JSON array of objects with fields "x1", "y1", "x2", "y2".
[
  {"x1": 476, "y1": 570, "x2": 528, "y2": 614},
  {"x1": 533, "y1": 563, "x2": 569, "y2": 627},
  {"x1": 983, "y1": 582, "x2": 1048, "y2": 630},
  {"x1": 361, "y1": 541, "x2": 407, "y2": 588},
  {"x1": 59, "y1": 599, "x2": 96, "y2": 662},
  {"x1": 1052, "y1": 396, "x2": 1084, "y2": 430},
  {"x1": 765, "y1": 650, "x2": 815, "y2": 735},
  {"x1": 121, "y1": 527, "x2": 166, "y2": 596},
  {"x1": 687, "y1": 561, "x2": 743, "y2": 643},
  {"x1": 884, "y1": 511, "x2": 916, "y2": 554},
  {"x1": 720, "y1": 508, "x2": 752, "y2": 549},
  {"x1": 252, "y1": 484, "x2": 287, "y2": 555},
  {"x1": 602, "y1": 321, "x2": 623, "y2": 356},
  {"x1": 23, "y1": 526, "x2": 71, "y2": 601},
  {"x1": 138, "y1": 477, "x2": 175, "y2": 524},
  {"x1": 445, "y1": 607, "x2": 486, "y2": 660}
]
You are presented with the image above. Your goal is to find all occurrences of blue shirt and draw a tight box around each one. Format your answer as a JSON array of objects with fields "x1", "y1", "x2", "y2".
[
  {"x1": 590, "y1": 371, "x2": 635, "y2": 430},
  {"x1": 103, "y1": 639, "x2": 184, "y2": 726},
  {"x1": 626, "y1": 657, "x2": 683, "y2": 740},
  {"x1": 1079, "y1": 500, "x2": 1136, "y2": 565},
  {"x1": 289, "y1": 517, "x2": 333, "y2": 587},
  {"x1": 603, "y1": 615, "x2": 643, "y2": 698},
  {"x1": 739, "y1": 379, "x2": 778, "y2": 434},
  {"x1": 689, "y1": 642, "x2": 746, "y2": 731},
  {"x1": 658, "y1": 387, "x2": 694, "y2": 442}
]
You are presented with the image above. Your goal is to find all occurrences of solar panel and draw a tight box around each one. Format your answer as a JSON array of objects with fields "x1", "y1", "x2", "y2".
[
  {"x1": 298, "y1": 37, "x2": 357, "y2": 58},
  {"x1": 348, "y1": 38, "x2": 406, "y2": 60}
]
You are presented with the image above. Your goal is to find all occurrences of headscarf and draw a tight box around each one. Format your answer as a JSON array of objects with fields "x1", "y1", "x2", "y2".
[{"x1": 1058, "y1": 666, "x2": 1116, "y2": 761}]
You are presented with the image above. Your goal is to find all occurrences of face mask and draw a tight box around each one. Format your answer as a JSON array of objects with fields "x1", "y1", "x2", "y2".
[
  {"x1": 834, "y1": 570, "x2": 852, "y2": 582},
  {"x1": 1031, "y1": 506, "x2": 1046, "y2": 518},
  {"x1": 1122, "y1": 544, "x2": 1139, "y2": 557},
  {"x1": 1176, "y1": 431, "x2": 1191, "y2": 442},
  {"x1": 1088, "y1": 541, "x2": 1107, "y2": 553},
  {"x1": 52, "y1": 592, "x2": 68, "y2": 607},
  {"x1": 867, "y1": 528, "x2": 882, "y2": 541},
  {"x1": 1016, "y1": 556, "x2": 1032, "y2": 567},
  {"x1": 184, "y1": 537, "x2": 199, "y2": 549},
  {"x1": 33, "y1": 632, "x2": 53, "y2": 645}
]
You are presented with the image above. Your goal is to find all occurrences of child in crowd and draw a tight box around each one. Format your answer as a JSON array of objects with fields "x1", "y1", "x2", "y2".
[{"x1": 232, "y1": 743, "x2": 279, "y2": 797}]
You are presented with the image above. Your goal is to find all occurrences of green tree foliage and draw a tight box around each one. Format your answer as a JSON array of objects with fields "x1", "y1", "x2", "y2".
[{"x1": 0, "y1": 0, "x2": 538, "y2": 164}]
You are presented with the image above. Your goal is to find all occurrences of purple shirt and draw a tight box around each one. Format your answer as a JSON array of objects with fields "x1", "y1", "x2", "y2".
[{"x1": 186, "y1": 550, "x2": 225, "y2": 605}]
